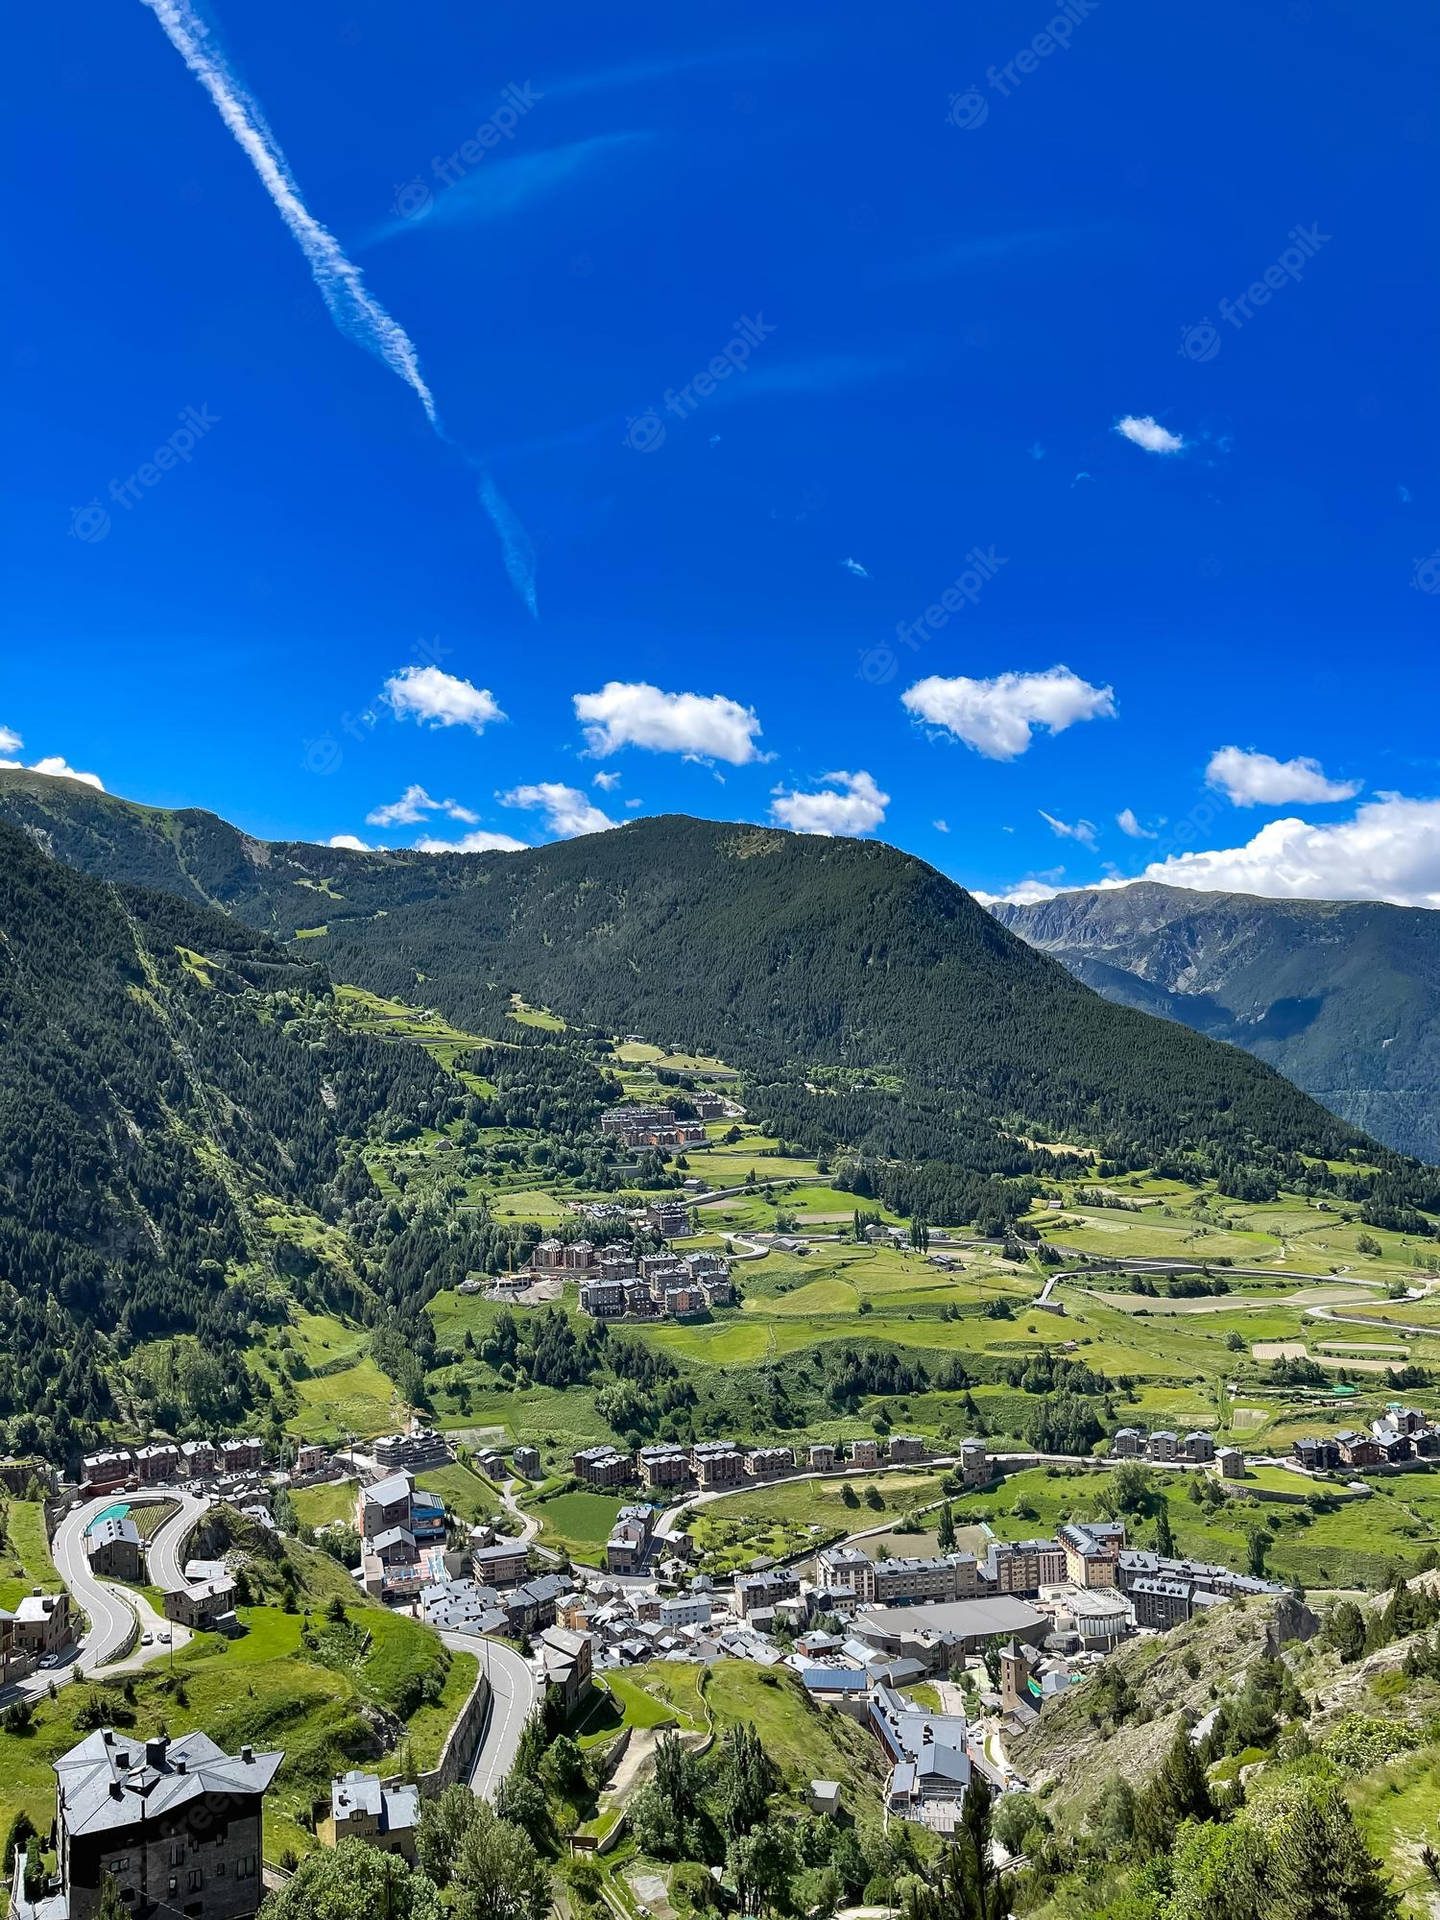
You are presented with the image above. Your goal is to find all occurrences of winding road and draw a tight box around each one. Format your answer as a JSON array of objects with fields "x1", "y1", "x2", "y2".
[{"x1": 44, "y1": 1488, "x2": 207, "y2": 1687}]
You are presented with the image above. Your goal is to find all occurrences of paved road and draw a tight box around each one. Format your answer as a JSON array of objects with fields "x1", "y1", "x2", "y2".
[
  {"x1": 48, "y1": 1489, "x2": 207, "y2": 1683},
  {"x1": 147, "y1": 1490, "x2": 210, "y2": 1592},
  {"x1": 438, "y1": 1633, "x2": 538, "y2": 1802}
]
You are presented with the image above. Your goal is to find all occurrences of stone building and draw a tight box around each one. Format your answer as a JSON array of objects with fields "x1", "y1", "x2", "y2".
[{"x1": 25, "y1": 1728, "x2": 280, "y2": 1920}]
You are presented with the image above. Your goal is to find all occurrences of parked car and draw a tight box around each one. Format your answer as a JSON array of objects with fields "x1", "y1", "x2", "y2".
[{"x1": 141, "y1": 1632, "x2": 154, "y2": 1646}]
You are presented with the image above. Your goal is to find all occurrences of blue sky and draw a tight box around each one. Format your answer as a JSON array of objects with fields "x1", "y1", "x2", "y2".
[{"x1": 5, "y1": 0, "x2": 1440, "y2": 902}]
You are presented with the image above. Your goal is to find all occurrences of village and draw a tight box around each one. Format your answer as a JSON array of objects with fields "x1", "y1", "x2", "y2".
[{"x1": 4, "y1": 1388, "x2": 1438, "y2": 1920}]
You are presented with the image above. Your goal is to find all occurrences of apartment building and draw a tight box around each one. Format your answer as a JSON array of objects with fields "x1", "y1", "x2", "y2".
[
  {"x1": 1130, "y1": 1578, "x2": 1230, "y2": 1632},
  {"x1": 872, "y1": 1554, "x2": 978, "y2": 1608},
  {"x1": 848, "y1": 1439, "x2": 881, "y2": 1469},
  {"x1": 39, "y1": 1728, "x2": 280, "y2": 1920},
  {"x1": 573, "y1": 1445, "x2": 634, "y2": 1488},
  {"x1": 606, "y1": 1505, "x2": 656, "y2": 1575},
  {"x1": 85, "y1": 1516, "x2": 143, "y2": 1584},
  {"x1": 887, "y1": 1435, "x2": 925, "y2": 1464},
  {"x1": 372, "y1": 1428, "x2": 450, "y2": 1473},
  {"x1": 80, "y1": 1452, "x2": 133, "y2": 1497},
  {"x1": 648, "y1": 1200, "x2": 693, "y2": 1238},
  {"x1": 735, "y1": 1568, "x2": 801, "y2": 1620},
  {"x1": 1110, "y1": 1428, "x2": 1145, "y2": 1460},
  {"x1": 13, "y1": 1590, "x2": 72, "y2": 1659},
  {"x1": 638, "y1": 1445, "x2": 691, "y2": 1490},
  {"x1": 1058, "y1": 1520, "x2": 1126, "y2": 1588},
  {"x1": 219, "y1": 1438, "x2": 264, "y2": 1475},
  {"x1": 809, "y1": 1444, "x2": 838, "y2": 1472},
  {"x1": 470, "y1": 1541, "x2": 532, "y2": 1590},
  {"x1": 959, "y1": 1438, "x2": 989, "y2": 1487},
  {"x1": 984, "y1": 1538, "x2": 1068, "y2": 1596},
  {"x1": 745, "y1": 1447, "x2": 795, "y2": 1480},
  {"x1": 136, "y1": 1445, "x2": 181, "y2": 1487},
  {"x1": 692, "y1": 1442, "x2": 745, "y2": 1490}
]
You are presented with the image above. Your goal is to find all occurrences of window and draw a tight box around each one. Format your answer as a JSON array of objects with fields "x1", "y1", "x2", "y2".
[
  {"x1": 187, "y1": 1870, "x2": 203, "y2": 1891},
  {"x1": 168, "y1": 1879, "x2": 178, "y2": 1896},
  {"x1": 237, "y1": 1854, "x2": 257, "y2": 1879},
  {"x1": 169, "y1": 1845, "x2": 185, "y2": 1867}
]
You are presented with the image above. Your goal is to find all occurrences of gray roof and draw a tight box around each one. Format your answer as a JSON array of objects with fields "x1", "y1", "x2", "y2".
[
  {"x1": 331, "y1": 1768, "x2": 419, "y2": 1835},
  {"x1": 57, "y1": 1729, "x2": 281, "y2": 1837},
  {"x1": 85, "y1": 1516, "x2": 140, "y2": 1554},
  {"x1": 370, "y1": 1526, "x2": 417, "y2": 1554},
  {"x1": 855, "y1": 1595, "x2": 1045, "y2": 1641},
  {"x1": 363, "y1": 1472, "x2": 414, "y2": 1509}
]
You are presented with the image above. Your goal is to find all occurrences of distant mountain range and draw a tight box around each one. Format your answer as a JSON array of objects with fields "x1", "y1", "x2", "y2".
[{"x1": 991, "y1": 882, "x2": 1440, "y2": 1162}]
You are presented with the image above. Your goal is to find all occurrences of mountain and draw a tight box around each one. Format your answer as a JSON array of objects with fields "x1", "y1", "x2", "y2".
[
  {"x1": 991, "y1": 882, "x2": 1440, "y2": 1163},
  {"x1": 0, "y1": 772, "x2": 1402, "y2": 1203},
  {"x1": 0, "y1": 816, "x2": 487, "y2": 1461}
]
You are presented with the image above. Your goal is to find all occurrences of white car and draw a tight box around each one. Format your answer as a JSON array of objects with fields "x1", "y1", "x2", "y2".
[
  {"x1": 141, "y1": 1632, "x2": 154, "y2": 1646},
  {"x1": 38, "y1": 1653, "x2": 58, "y2": 1670},
  {"x1": 158, "y1": 1631, "x2": 171, "y2": 1644}
]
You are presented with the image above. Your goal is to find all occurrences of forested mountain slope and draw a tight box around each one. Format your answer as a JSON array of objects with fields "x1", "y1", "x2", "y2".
[
  {"x1": 0, "y1": 821, "x2": 463, "y2": 1460},
  {"x1": 992, "y1": 882, "x2": 1440, "y2": 1162}
]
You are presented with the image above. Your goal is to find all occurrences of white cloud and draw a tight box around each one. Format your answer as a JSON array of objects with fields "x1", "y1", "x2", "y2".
[
  {"x1": 1116, "y1": 807, "x2": 1157, "y2": 839},
  {"x1": 574, "y1": 681, "x2": 764, "y2": 764},
  {"x1": 500, "y1": 782, "x2": 618, "y2": 838},
  {"x1": 365, "y1": 783, "x2": 479, "y2": 827},
  {"x1": 982, "y1": 792, "x2": 1440, "y2": 909},
  {"x1": 1204, "y1": 745, "x2": 1362, "y2": 809},
  {"x1": 1116, "y1": 794, "x2": 1440, "y2": 907},
  {"x1": 1116, "y1": 414, "x2": 1184, "y2": 454},
  {"x1": 592, "y1": 770, "x2": 622, "y2": 791},
  {"x1": 0, "y1": 726, "x2": 22, "y2": 754},
  {"x1": 383, "y1": 666, "x2": 505, "y2": 733},
  {"x1": 1039, "y1": 809, "x2": 1098, "y2": 848},
  {"x1": 972, "y1": 868, "x2": 1067, "y2": 907},
  {"x1": 415, "y1": 828, "x2": 528, "y2": 853},
  {"x1": 933, "y1": 819, "x2": 950, "y2": 834},
  {"x1": 770, "y1": 770, "x2": 889, "y2": 837},
  {"x1": 327, "y1": 834, "x2": 371, "y2": 850},
  {"x1": 902, "y1": 665, "x2": 1115, "y2": 760},
  {"x1": 0, "y1": 750, "x2": 104, "y2": 791}
]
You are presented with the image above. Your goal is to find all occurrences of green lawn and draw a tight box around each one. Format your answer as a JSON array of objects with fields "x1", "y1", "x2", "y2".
[
  {"x1": 0, "y1": 1501, "x2": 59, "y2": 1610},
  {"x1": 292, "y1": 1479, "x2": 360, "y2": 1531},
  {"x1": 526, "y1": 1489, "x2": 624, "y2": 1563},
  {"x1": 415, "y1": 1462, "x2": 501, "y2": 1527}
]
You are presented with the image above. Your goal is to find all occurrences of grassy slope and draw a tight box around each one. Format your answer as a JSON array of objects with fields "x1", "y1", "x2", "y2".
[{"x1": 0, "y1": 1603, "x2": 474, "y2": 1865}]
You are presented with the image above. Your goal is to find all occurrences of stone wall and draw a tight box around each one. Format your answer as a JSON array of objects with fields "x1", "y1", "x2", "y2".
[{"x1": 417, "y1": 1665, "x2": 492, "y2": 1800}]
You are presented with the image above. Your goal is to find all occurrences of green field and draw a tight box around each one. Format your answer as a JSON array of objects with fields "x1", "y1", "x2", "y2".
[
  {"x1": 291, "y1": 1478, "x2": 360, "y2": 1531},
  {"x1": 526, "y1": 1488, "x2": 625, "y2": 1563}
]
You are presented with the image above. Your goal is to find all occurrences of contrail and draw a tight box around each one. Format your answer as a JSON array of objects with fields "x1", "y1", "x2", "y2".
[
  {"x1": 138, "y1": 0, "x2": 538, "y2": 616},
  {"x1": 478, "y1": 471, "x2": 538, "y2": 620}
]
